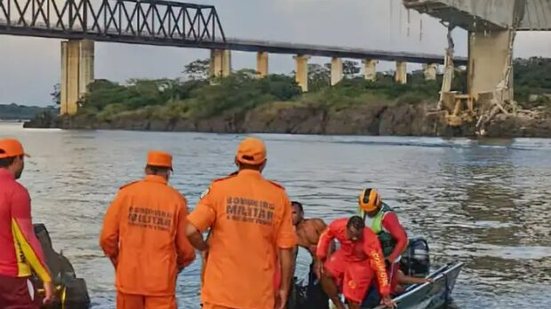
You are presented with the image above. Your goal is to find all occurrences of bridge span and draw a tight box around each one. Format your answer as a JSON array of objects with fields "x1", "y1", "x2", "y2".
[{"x1": 0, "y1": 0, "x2": 467, "y2": 115}]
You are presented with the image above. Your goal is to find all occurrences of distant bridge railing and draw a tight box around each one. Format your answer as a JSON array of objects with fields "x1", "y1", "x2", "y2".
[{"x1": 0, "y1": 0, "x2": 226, "y2": 42}]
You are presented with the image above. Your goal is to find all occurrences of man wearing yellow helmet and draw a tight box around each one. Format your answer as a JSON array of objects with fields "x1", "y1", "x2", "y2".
[{"x1": 358, "y1": 188, "x2": 408, "y2": 296}]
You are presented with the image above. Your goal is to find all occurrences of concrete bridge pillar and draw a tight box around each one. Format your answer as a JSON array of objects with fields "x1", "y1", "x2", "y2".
[
  {"x1": 210, "y1": 49, "x2": 231, "y2": 77},
  {"x1": 60, "y1": 39, "x2": 94, "y2": 116},
  {"x1": 256, "y1": 52, "x2": 269, "y2": 77},
  {"x1": 395, "y1": 61, "x2": 407, "y2": 84},
  {"x1": 294, "y1": 54, "x2": 310, "y2": 92},
  {"x1": 330, "y1": 57, "x2": 343, "y2": 86},
  {"x1": 363, "y1": 59, "x2": 377, "y2": 81},
  {"x1": 423, "y1": 63, "x2": 438, "y2": 80},
  {"x1": 468, "y1": 30, "x2": 513, "y2": 101}
]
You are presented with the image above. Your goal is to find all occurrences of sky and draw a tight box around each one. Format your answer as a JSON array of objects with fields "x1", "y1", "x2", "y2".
[{"x1": 0, "y1": 0, "x2": 550, "y2": 106}]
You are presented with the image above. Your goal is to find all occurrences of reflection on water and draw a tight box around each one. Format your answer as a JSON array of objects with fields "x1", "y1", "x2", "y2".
[{"x1": 1, "y1": 123, "x2": 550, "y2": 308}]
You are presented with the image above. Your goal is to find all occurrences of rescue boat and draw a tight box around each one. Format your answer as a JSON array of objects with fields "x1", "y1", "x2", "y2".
[
  {"x1": 288, "y1": 237, "x2": 464, "y2": 309},
  {"x1": 32, "y1": 223, "x2": 91, "y2": 309}
]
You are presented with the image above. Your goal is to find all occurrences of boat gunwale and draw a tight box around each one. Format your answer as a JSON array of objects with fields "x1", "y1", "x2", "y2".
[{"x1": 371, "y1": 261, "x2": 464, "y2": 309}]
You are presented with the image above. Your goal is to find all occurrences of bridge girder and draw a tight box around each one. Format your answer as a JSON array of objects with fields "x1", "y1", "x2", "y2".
[
  {"x1": 403, "y1": 0, "x2": 551, "y2": 31},
  {"x1": 0, "y1": 0, "x2": 227, "y2": 43}
]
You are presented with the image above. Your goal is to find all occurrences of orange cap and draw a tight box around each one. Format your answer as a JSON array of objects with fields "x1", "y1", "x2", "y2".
[
  {"x1": 146, "y1": 150, "x2": 173, "y2": 169},
  {"x1": 236, "y1": 137, "x2": 267, "y2": 165},
  {"x1": 0, "y1": 138, "x2": 30, "y2": 159}
]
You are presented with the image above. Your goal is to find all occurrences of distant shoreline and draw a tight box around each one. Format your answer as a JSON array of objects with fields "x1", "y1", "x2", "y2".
[
  {"x1": 0, "y1": 103, "x2": 58, "y2": 122},
  {"x1": 23, "y1": 102, "x2": 551, "y2": 138},
  {"x1": 19, "y1": 57, "x2": 551, "y2": 138}
]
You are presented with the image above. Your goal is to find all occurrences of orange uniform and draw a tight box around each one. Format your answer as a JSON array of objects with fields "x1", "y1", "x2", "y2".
[
  {"x1": 99, "y1": 151, "x2": 196, "y2": 309},
  {"x1": 188, "y1": 169, "x2": 297, "y2": 309},
  {"x1": 317, "y1": 218, "x2": 390, "y2": 304}
]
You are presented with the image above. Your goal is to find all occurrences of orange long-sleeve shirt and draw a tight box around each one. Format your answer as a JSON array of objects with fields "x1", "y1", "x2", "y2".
[
  {"x1": 188, "y1": 170, "x2": 297, "y2": 309},
  {"x1": 317, "y1": 218, "x2": 390, "y2": 297},
  {"x1": 99, "y1": 175, "x2": 196, "y2": 296},
  {"x1": 0, "y1": 169, "x2": 52, "y2": 283}
]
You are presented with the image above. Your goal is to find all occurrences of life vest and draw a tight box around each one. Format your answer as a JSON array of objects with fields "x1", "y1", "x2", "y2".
[{"x1": 363, "y1": 203, "x2": 397, "y2": 258}]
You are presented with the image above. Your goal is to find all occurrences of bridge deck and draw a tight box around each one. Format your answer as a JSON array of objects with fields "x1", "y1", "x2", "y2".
[
  {"x1": 0, "y1": 24, "x2": 467, "y2": 65},
  {"x1": 403, "y1": 0, "x2": 551, "y2": 31},
  {"x1": 0, "y1": 0, "x2": 468, "y2": 65}
]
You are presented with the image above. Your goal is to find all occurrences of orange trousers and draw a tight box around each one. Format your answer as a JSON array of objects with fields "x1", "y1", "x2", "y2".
[{"x1": 117, "y1": 291, "x2": 176, "y2": 309}]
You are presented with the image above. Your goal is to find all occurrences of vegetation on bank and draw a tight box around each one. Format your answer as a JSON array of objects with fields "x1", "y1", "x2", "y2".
[
  {"x1": 45, "y1": 57, "x2": 551, "y2": 123},
  {"x1": 0, "y1": 103, "x2": 58, "y2": 120}
]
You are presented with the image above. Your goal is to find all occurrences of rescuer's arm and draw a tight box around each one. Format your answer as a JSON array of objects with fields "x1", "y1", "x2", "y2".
[
  {"x1": 186, "y1": 187, "x2": 216, "y2": 252},
  {"x1": 382, "y1": 212, "x2": 408, "y2": 263},
  {"x1": 11, "y1": 188, "x2": 52, "y2": 283},
  {"x1": 99, "y1": 191, "x2": 124, "y2": 268},
  {"x1": 275, "y1": 197, "x2": 298, "y2": 309},
  {"x1": 397, "y1": 270, "x2": 432, "y2": 285},
  {"x1": 363, "y1": 231, "x2": 391, "y2": 298},
  {"x1": 316, "y1": 221, "x2": 338, "y2": 261},
  {"x1": 175, "y1": 196, "x2": 196, "y2": 270},
  {"x1": 311, "y1": 218, "x2": 334, "y2": 255},
  {"x1": 278, "y1": 199, "x2": 298, "y2": 290}
]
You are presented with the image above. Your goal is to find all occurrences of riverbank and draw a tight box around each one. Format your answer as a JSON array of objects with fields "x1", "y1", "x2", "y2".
[
  {"x1": 23, "y1": 57, "x2": 551, "y2": 138},
  {"x1": 23, "y1": 100, "x2": 551, "y2": 138}
]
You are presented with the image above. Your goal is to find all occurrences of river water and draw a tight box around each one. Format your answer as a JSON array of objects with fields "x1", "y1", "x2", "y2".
[{"x1": 1, "y1": 122, "x2": 550, "y2": 308}]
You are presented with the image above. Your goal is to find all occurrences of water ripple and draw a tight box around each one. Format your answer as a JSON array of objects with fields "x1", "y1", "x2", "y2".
[{"x1": 2, "y1": 122, "x2": 550, "y2": 308}]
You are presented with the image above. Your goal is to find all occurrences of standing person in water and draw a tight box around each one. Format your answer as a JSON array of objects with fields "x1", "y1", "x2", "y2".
[{"x1": 291, "y1": 201, "x2": 332, "y2": 309}]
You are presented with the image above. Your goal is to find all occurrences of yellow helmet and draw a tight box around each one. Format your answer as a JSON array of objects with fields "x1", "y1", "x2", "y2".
[{"x1": 358, "y1": 188, "x2": 381, "y2": 212}]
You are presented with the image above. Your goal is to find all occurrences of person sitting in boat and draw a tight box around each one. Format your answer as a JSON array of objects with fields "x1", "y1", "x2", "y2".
[
  {"x1": 393, "y1": 270, "x2": 432, "y2": 295},
  {"x1": 316, "y1": 216, "x2": 396, "y2": 309},
  {"x1": 358, "y1": 188, "x2": 409, "y2": 295},
  {"x1": 291, "y1": 201, "x2": 333, "y2": 309}
]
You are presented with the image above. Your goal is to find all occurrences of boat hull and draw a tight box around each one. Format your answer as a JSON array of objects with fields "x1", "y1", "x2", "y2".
[{"x1": 369, "y1": 262, "x2": 464, "y2": 309}]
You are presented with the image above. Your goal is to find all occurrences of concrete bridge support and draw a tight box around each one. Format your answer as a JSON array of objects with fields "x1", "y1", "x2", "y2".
[
  {"x1": 256, "y1": 52, "x2": 269, "y2": 77},
  {"x1": 60, "y1": 39, "x2": 94, "y2": 116},
  {"x1": 423, "y1": 63, "x2": 438, "y2": 80},
  {"x1": 210, "y1": 49, "x2": 231, "y2": 77},
  {"x1": 468, "y1": 30, "x2": 513, "y2": 101},
  {"x1": 395, "y1": 61, "x2": 407, "y2": 84},
  {"x1": 363, "y1": 59, "x2": 378, "y2": 81},
  {"x1": 294, "y1": 55, "x2": 310, "y2": 92},
  {"x1": 330, "y1": 57, "x2": 343, "y2": 86}
]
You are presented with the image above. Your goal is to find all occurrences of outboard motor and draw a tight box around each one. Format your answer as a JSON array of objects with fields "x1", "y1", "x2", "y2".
[
  {"x1": 32, "y1": 224, "x2": 91, "y2": 309},
  {"x1": 400, "y1": 237, "x2": 430, "y2": 278}
]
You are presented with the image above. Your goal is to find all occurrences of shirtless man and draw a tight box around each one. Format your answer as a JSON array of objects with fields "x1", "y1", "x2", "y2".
[
  {"x1": 293, "y1": 202, "x2": 325, "y2": 253},
  {"x1": 291, "y1": 201, "x2": 332, "y2": 308}
]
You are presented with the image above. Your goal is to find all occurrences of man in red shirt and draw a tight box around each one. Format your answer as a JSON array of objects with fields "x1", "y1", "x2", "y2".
[
  {"x1": 359, "y1": 188, "x2": 409, "y2": 295},
  {"x1": 0, "y1": 138, "x2": 53, "y2": 308},
  {"x1": 316, "y1": 216, "x2": 395, "y2": 309}
]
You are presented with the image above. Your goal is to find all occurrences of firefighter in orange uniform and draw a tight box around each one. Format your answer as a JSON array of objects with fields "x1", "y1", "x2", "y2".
[
  {"x1": 99, "y1": 150, "x2": 196, "y2": 309},
  {"x1": 186, "y1": 136, "x2": 297, "y2": 309}
]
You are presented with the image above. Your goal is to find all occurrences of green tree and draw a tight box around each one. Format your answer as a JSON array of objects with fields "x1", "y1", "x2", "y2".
[
  {"x1": 343, "y1": 60, "x2": 360, "y2": 78},
  {"x1": 308, "y1": 63, "x2": 330, "y2": 92},
  {"x1": 259, "y1": 74, "x2": 302, "y2": 100},
  {"x1": 50, "y1": 83, "x2": 60, "y2": 105},
  {"x1": 183, "y1": 59, "x2": 210, "y2": 81}
]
